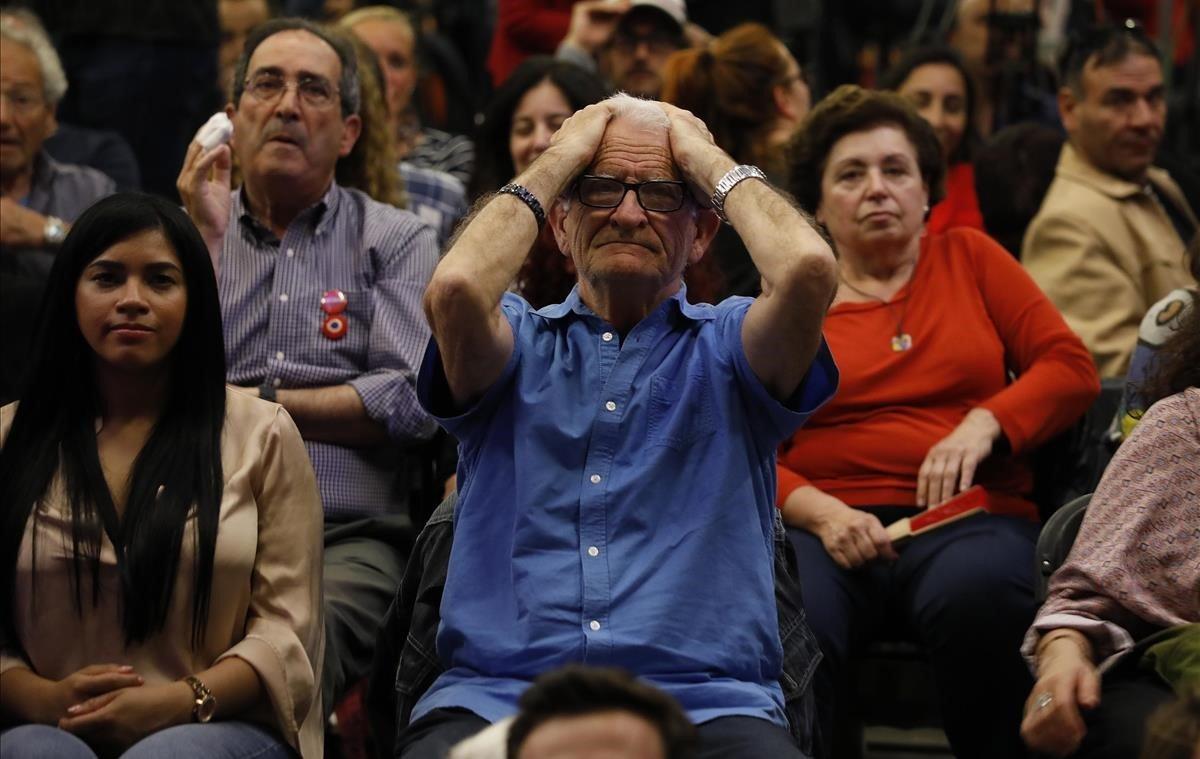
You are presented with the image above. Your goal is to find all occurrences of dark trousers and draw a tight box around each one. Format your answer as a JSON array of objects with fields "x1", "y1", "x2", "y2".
[
  {"x1": 322, "y1": 514, "x2": 413, "y2": 716},
  {"x1": 789, "y1": 511, "x2": 1040, "y2": 759},
  {"x1": 397, "y1": 709, "x2": 808, "y2": 759},
  {"x1": 1076, "y1": 667, "x2": 1174, "y2": 759}
]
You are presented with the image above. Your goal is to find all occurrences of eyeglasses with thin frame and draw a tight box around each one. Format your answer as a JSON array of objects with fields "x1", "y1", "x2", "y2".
[
  {"x1": 0, "y1": 88, "x2": 46, "y2": 114},
  {"x1": 575, "y1": 175, "x2": 688, "y2": 213},
  {"x1": 243, "y1": 71, "x2": 339, "y2": 108}
]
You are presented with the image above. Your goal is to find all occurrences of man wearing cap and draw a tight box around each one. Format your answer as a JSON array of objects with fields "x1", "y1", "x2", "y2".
[
  {"x1": 557, "y1": 0, "x2": 691, "y2": 98},
  {"x1": 399, "y1": 91, "x2": 837, "y2": 757}
]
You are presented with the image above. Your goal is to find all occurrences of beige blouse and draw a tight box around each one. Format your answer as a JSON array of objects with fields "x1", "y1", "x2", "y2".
[{"x1": 0, "y1": 387, "x2": 325, "y2": 757}]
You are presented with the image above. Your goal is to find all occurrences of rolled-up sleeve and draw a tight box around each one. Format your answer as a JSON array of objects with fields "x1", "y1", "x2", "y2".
[
  {"x1": 217, "y1": 407, "x2": 325, "y2": 755},
  {"x1": 348, "y1": 221, "x2": 439, "y2": 442}
]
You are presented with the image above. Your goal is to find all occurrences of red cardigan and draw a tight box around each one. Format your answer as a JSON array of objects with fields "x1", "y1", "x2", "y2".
[
  {"x1": 488, "y1": 0, "x2": 577, "y2": 86},
  {"x1": 777, "y1": 228, "x2": 1099, "y2": 519},
  {"x1": 927, "y1": 162, "x2": 983, "y2": 235}
]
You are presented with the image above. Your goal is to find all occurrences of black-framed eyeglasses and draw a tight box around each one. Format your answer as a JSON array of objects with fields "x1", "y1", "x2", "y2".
[
  {"x1": 575, "y1": 175, "x2": 688, "y2": 213},
  {"x1": 244, "y1": 71, "x2": 339, "y2": 108}
]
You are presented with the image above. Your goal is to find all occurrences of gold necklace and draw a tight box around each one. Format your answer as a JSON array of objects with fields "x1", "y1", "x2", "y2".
[{"x1": 838, "y1": 275, "x2": 914, "y2": 352}]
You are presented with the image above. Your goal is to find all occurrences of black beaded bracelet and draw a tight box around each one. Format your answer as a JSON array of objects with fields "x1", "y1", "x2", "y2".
[{"x1": 498, "y1": 183, "x2": 547, "y2": 229}]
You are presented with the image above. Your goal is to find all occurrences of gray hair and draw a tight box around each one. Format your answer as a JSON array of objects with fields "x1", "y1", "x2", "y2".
[
  {"x1": 605, "y1": 92, "x2": 670, "y2": 131},
  {"x1": 0, "y1": 9, "x2": 68, "y2": 106}
]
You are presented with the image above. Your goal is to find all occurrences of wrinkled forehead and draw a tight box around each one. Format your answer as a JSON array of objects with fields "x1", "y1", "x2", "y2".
[{"x1": 589, "y1": 118, "x2": 678, "y2": 181}]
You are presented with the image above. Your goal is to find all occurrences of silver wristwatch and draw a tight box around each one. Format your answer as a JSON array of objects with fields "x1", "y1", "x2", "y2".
[
  {"x1": 710, "y1": 165, "x2": 766, "y2": 224},
  {"x1": 43, "y1": 215, "x2": 67, "y2": 246}
]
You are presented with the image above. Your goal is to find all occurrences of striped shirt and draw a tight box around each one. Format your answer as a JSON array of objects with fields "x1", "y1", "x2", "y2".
[
  {"x1": 406, "y1": 127, "x2": 475, "y2": 187},
  {"x1": 400, "y1": 161, "x2": 468, "y2": 251},
  {"x1": 219, "y1": 182, "x2": 439, "y2": 519}
]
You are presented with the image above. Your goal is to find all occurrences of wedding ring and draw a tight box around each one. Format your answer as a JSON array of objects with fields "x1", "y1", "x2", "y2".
[{"x1": 1034, "y1": 692, "x2": 1054, "y2": 711}]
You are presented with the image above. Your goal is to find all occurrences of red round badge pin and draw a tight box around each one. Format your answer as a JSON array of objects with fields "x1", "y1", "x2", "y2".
[{"x1": 322, "y1": 314, "x2": 348, "y2": 340}]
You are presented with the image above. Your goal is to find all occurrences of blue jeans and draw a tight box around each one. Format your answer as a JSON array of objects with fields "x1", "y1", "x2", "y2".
[{"x1": 0, "y1": 721, "x2": 294, "y2": 759}]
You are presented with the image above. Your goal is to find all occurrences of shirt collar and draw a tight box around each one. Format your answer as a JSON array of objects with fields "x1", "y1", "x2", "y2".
[
  {"x1": 234, "y1": 180, "x2": 343, "y2": 242},
  {"x1": 534, "y1": 283, "x2": 717, "y2": 323},
  {"x1": 24, "y1": 151, "x2": 60, "y2": 204},
  {"x1": 1058, "y1": 142, "x2": 1172, "y2": 200}
]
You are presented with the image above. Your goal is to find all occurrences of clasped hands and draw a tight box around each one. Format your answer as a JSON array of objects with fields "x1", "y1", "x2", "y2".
[{"x1": 43, "y1": 663, "x2": 193, "y2": 755}]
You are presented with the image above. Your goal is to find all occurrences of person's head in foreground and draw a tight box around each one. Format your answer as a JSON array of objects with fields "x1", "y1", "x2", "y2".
[
  {"x1": 506, "y1": 666, "x2": 698, "y2": 759},
  {"x1": 1058, "y1": 21, "x2": 1164, "y2": 184}
]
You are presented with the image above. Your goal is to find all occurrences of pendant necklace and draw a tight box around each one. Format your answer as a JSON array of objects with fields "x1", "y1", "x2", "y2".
[{"x1": 838, "y1": 274, "x2": 914, "y2": 352}]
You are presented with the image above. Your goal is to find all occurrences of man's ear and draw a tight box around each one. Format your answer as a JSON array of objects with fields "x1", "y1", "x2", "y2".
[
  {"x1": 549, "y1": 196, "x2": 572, "y2": 258},
  {"x1": 338, "y1": 113, "x2": 362, "y2": 157},
  {"x1": 1058, "y1": 86, "x2": 1078, "y2": 134},
  {"x1": 688, "y1": 207, "x2": 721, "y2": 265}
]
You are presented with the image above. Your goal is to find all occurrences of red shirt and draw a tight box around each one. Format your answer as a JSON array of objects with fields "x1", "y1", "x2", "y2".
[
  {"x1": 777, "y1": 228, "x2": 1098, "y2": 519},
  {"x1": 927, "y1": 162, "x2": 984, "y2": 235}
]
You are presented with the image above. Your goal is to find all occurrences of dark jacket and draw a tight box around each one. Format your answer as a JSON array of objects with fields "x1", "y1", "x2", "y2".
[{"x1": 366, "y1": 493, "x2": 823, "y2": 758}]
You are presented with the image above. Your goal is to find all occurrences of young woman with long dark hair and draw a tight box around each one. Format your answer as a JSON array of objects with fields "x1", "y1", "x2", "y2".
[{"x1": 0, "y1": 193, "x2": 325, "y2": 758}]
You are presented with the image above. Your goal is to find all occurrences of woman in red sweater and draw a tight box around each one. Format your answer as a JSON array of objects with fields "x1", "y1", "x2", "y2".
[{"x1": 782, "y1": 86, "x2": 1098, "y2": 759}]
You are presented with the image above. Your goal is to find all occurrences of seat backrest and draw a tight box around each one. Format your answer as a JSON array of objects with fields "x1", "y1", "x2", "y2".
[{"x1": 1035, "y1": 493, "x2": 1091, "y2": 604}]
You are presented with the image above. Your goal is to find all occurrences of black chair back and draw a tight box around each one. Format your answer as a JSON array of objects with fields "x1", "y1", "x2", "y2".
[{"x1": 1035, "y1": 493, "x2": 1091, "y2": 604}]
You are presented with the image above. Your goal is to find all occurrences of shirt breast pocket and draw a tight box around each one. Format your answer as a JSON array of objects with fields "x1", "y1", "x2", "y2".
[{"x1": 646, "y1": 369, "x2": 716, "y2": 450}]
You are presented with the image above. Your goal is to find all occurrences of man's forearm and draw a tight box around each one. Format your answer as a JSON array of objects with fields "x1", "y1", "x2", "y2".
[
  {"x1": 275, "y1": 384, "x2": 390, "y2": 447},
  {"x1": 724, "y1": 181, "x2": 836, "y2": 298}
]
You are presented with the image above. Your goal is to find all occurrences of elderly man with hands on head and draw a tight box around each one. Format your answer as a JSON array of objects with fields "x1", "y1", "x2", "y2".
[{"x1": 403, "y1": 93, "x2": 839, "y2": 759}]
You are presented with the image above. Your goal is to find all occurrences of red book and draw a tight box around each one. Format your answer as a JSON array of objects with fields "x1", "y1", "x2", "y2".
[{"x1": 886, "y1": 486, "x2": 989, "y2": 545}]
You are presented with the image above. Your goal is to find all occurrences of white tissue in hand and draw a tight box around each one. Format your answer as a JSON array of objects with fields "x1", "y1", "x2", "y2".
[{"x1": 195, "y1": 112, "x2": 233, "y2": 150}]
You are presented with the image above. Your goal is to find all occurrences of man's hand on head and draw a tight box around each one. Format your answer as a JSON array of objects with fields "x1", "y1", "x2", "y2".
[
  {"x1": 658, "y1": 103, "x2": 735, "y2": 202},
  {"x1": 520, "y1": 101, "x2": 615, "y2": 201}
]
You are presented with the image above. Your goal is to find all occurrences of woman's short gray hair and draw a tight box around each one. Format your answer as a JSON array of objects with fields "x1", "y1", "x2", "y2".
[
  {"x1": 0, "y1": 10, "x2": 69, "y2": 105},
  {"x1": 605, "y1": 92, "x2": 670, "y2": 131}
]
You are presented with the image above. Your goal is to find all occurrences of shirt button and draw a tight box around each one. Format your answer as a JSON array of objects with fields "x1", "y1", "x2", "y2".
[
  {"x1": 278, "y1": 293, "x2": 289, "y2": 303},
  {"x1": 587, "y1": 546, "x2": 599, "y2": 557},
  {"x1": 589, "y1": 474, "x2": 601, "y2": 484},
  {"x1": 275, "y1": 351, "x2": 285, "y2": 361},
  {"x1": 589, "y1": 620, "x2": 601, "y2": 631},
  {"x1": 604, "y1": 401, "x2": 616, "y2": 412},
  {"x1": 272, "y1": 378, "x2": 282, "y2": 388},
  {"x1": 601, "y1": 332, "x2": 614, "y2": 342},
  {"x1": 286, "y1": 247, "x2": 295, "y2": 258}
]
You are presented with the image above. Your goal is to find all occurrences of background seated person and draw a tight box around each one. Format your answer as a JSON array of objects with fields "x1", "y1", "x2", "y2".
[
  {"x1": 881, "y1": 44, "x2": 984, "y2": 236},
  {"x1": 405, "y1": 94, "x2": 838, "y2": 758},
  {"x1": 659, "y1": 22, "x2": 811, "y2": 299},
  {"x1": 1020, "y1": 305, "x2": 1200, "y2": 759},
  {"x1": 780, "y1": 86, "x2": 1099, "y2": 759},
  {"x1": 0, "y1": 194, "x2": 324, "y2": 758}
]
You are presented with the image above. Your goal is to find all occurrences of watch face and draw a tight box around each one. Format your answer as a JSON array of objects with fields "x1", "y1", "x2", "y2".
[{"x1": 196, "y1": 695, "x2": 217, "y2": 723}]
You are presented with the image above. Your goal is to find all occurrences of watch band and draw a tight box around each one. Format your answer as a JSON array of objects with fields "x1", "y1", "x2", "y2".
[
  {"x1": 497, "y1": 183, "x2": 547, "y2": 229},
  {"x1": 710, "y1": 165, "x2": 766, "y2": 224},
  {"x1": 183, "y1": 675, "x2": 216, "y2": 723},
  {"x1": 259, "y1": 382, "x2": 277, "y2": 403},
  {"x1": 43, "y1": 216, "x2": 67, "y2": 246}
]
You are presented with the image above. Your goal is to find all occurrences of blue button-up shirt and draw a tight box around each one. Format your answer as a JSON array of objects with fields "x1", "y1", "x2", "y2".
[
  {"x1": 414, "y1": 286, "x2": 838, "y2": 726},
  {"x1": 220, "y1": 182, "x2": 438, "y2": 518}
]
